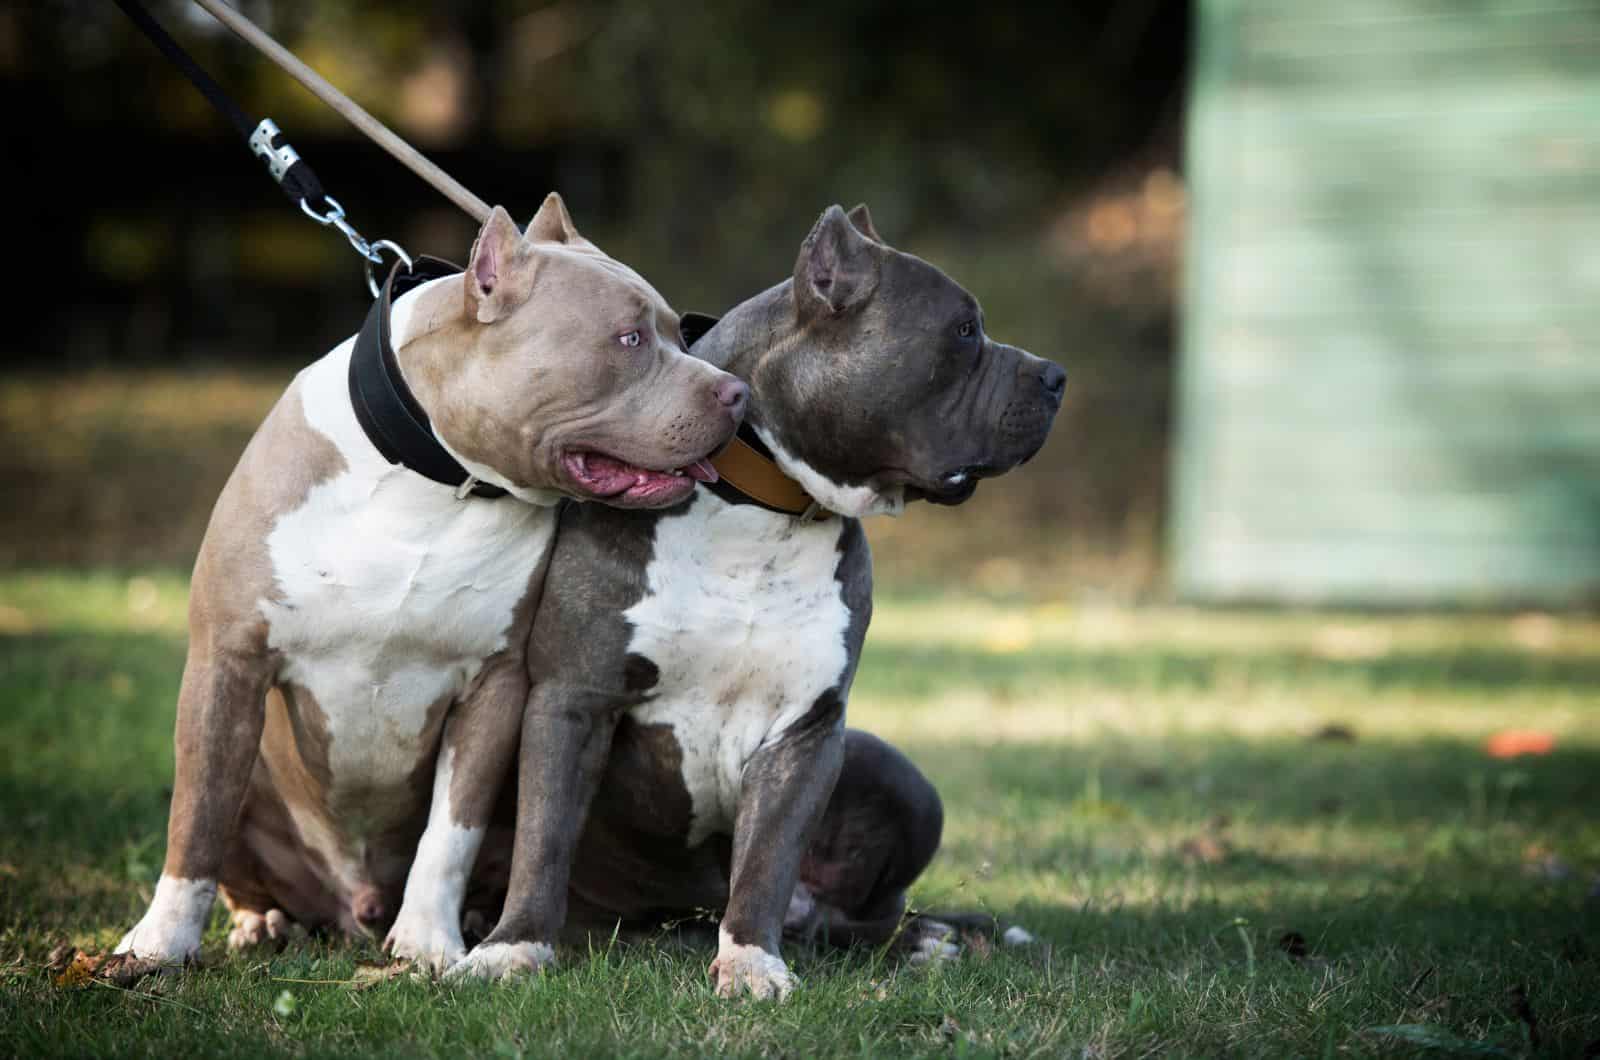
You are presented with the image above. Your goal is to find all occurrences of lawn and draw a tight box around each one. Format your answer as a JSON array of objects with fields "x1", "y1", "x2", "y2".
[{"x1": 0, "y1": 571, "x2": 1596, "y2": 1057}]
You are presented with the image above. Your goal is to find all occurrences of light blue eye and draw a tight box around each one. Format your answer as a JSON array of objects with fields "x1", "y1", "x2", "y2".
[{"x1": 619, "y1": 330, "x2": 642, "y2": 348}]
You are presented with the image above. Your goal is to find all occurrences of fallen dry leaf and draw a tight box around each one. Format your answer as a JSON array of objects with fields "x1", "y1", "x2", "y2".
[
  {"x1": 351, "y1": 960, "x2": 413, "y2": 990},
  {"x1": 45, "y1": 943, "x2": 77, "y2": 977},
  {"x1": 1485, "y1": 730, "x2": 1555, "y2": 758},
  {"x1": 1178, "y1": 835, "x2": 1230, "y2": 865},
  {"x1": 52, "y1": 950, "x2": 101, "y2": 988}
]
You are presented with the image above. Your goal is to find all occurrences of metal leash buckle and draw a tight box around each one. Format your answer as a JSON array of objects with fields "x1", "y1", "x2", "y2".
[
  {"x1": 248, "y1": 118, "x2": 299, "y2": 182},
  {"x1": 299, "y1": 196, "x2": 412, "y2": 298}
]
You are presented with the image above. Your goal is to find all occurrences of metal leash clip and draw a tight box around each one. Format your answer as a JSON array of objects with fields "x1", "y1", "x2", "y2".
[
  {"x1": 248, "y1": 118, "x2": 299, "y2": 181},
  {"x1": 298, "y1": 196, "x2": 413, "y2": 298}
]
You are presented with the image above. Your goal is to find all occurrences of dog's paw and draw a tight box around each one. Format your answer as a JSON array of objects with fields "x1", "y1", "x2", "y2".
[
  {"x1": 1002, "y1": 925, "x2": 1036, "y2": 946},
  {"x1": 114, "y1": 876, "x2": 215, "y2": 967},
  {"x1": 709, "y1": 936, "x2": 796, "y2": 1000},
  {"x1": 227, "y1": 908, "x2": 306, "y2": 951},
  {"x1": 904, "y1": 919, "x2": 961, "y2": 965},
  {"x1": 444, "y1": 940, "x2": 556, "y2": 982},
  {"x1": 113, "y1": 918, "x2": 196, "y2": 967},
  {"x1": 384, "y1": 911, "x2": 467, "y2": 975}
]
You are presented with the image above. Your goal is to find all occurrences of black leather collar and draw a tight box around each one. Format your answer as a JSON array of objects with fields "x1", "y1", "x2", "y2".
[{"x1": 347, "y1": 257, "x2": 507, "y2": 500}]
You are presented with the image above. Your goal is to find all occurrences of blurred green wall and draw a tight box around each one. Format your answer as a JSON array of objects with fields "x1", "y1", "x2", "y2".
[{"x1": 1174, "y1": 0, "x2": 1600, "y2": 606}]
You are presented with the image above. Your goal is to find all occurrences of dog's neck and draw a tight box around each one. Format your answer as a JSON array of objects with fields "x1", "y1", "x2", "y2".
[
  {"x1": 692, "y1": 283, "x2": 906, "y2": 520},
  {"x1": 691, "y1": 280, "x2": 797, "y2": 437},
  {"x1": 388, "y1": 275, "x2": 470, "y2": 421}
]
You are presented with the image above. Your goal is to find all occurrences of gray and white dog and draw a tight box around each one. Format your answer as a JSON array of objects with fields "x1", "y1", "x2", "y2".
[{"x1": 449, "y1": 204, "x2": 1064, "y2": 992}]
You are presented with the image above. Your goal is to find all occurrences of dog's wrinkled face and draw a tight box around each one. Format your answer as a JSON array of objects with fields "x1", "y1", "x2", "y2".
[
  {"x1": 407, "y1": 194, "x2": 747, "y2": 508},
  {"x1": 750, "y1": 204, "x2": 1065, "y2": 516}
]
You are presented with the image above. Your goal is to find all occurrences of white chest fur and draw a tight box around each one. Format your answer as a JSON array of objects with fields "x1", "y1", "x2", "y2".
[
  {"x1": 624, "y1": 493, "x2": 852, "y2": 845},
  {"x1": 259, "y1": 286, "x2": 555, "y2": 831}
]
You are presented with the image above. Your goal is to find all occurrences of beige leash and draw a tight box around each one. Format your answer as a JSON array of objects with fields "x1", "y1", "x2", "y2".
[{"x1": 190, "y1": 0, "x2": 492, "y2": 225}]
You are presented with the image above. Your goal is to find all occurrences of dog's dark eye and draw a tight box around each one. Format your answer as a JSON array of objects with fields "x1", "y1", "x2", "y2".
[
  {"x1": 957, "y1": 320, "x2": 977, "y2": 339},
  {"x1": 618, "y1": 330, "x2": 643, "y2": 348}
]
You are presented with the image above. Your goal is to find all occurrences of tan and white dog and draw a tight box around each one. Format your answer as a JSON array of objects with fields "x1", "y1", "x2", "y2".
[{"x1": 108, "y1": 194, "x2": 747, "y2": 976}]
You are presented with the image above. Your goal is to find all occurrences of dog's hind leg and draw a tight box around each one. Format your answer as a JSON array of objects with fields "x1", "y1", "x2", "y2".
[
  {"x1": 789, "y1": 729, "x2": 948, "y2": 957},
  {"x1": 216, "y1": 763, "x2": 337, "y2": 950},
  {"x1": 792, "y1": 730, "x2": 1034, "y2": 960}
]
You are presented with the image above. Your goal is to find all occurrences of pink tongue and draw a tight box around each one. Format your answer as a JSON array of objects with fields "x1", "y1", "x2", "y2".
[
  {"x1": 579, "y1": 454, "x2": 645, "y2": 494},
  {"x1": 685, "y1": 458, "x2": 719, "y2": 484},
  {"x1": 573, "y1": 452, "x2": 715, "y2": 494}
]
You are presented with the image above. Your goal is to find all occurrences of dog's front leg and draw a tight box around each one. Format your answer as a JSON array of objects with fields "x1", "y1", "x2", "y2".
[
  {"x1": 386, "y1": 658, "x2": 527, "y2": 975},
  {"x1": 447, "y1": 681, "x2": 622, "y2": 981},
  {"x1": 115, "y1": 644, "x2": 272, "y2": 967},
  {"x1": 712, "y1": 709, "x2": 846, "y2": 1000}
]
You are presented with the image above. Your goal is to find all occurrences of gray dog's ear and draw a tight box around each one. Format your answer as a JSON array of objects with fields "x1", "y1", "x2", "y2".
[
  {"x1": 465, "y1": 205, "x2": 534, "y2": 324},
  {"x1": 795, "y1": 205, "x2": 881, "y2": 319},
  {"x1": 846, "y1": 203, "x2": 884, "y2": 243}
]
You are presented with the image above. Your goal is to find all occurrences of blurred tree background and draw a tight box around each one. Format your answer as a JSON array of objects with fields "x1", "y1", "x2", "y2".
[{"x1": 2, "y1": 0, "x2": 1189, "y2": 594}]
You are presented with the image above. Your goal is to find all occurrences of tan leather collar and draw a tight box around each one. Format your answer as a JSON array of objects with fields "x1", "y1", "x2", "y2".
[{"x1": 709, "y1": 431, "x2": 827, "y2": 519}]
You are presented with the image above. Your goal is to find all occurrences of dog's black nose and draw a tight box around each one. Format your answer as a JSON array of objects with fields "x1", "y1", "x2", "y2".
[
  {"x1": 715, "y1": 377, "x2": 749, "y2": 417},
  {"x1": 1040, "y1": 362, "x2": 1067, "y2": 400}
]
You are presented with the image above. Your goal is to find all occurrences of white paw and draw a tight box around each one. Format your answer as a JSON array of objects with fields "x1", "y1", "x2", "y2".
[
  {"x1": 444, "y1": 940, "x2": 556, "y2": 981},
  {"x1": 1003, "y1": 925, "x2": 1036, "y2": 946},
  {"x1": 384, "y1": 909, "x2": 467, "y2": 975},
  {"x1": 227, "y1": 908, "x2": 305, "y2": 950},
  {"x1": 711, "y1": 930, "x2": 796, "y2": 1000},
  {"x1": 114, "y1": 875, "x2": 215, "y2": 966}
]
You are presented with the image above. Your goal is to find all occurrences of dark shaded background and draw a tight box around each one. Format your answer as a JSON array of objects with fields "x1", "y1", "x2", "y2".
[{"x1": 3, "y1": 0, "x2": 1188, "y2": 594}]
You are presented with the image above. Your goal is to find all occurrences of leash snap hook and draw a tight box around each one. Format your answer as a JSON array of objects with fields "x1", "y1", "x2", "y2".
[
  {"x1": 300, "y1": 196, "x2": 412, "y2": 298},
  {"x1": 300, "y1": 194, "x2": 374, "y2": 259}
]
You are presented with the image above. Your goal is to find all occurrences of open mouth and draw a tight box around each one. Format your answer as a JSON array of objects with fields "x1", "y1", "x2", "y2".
[{"x1": 563, "y1": 450, "x2": 719, "y2": 506}]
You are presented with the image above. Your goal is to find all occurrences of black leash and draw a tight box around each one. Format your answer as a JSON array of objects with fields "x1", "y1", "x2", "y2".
[
  {"x1": 112, "y1": 0, "x2": 325, "y2": 212},
  {"x1": 114, "y1": 0, "x2": 508, "y2": 500},
  {"x1": 112, "y1": 0, "x2": 408, "y2": 296}
]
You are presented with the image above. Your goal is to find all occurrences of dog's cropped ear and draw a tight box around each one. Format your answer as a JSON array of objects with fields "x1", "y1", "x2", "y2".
[
  {"x1": 846, "y1": 203, "x2": 884, "y2": 244},
  {"x1": 465, "y1": 205, "x2": 534, "y2": 324},
  {"x1": 525, "y1": 191, "x2": 595, "y2": 248},
  {"x1": 794, "y1": 205, "x2": 882, "y2": 320}
]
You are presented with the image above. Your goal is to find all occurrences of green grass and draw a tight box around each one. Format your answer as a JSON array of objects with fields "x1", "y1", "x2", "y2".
[{"x1": 1, "y1": 572, "x2": 1597, "y2": 1057}]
